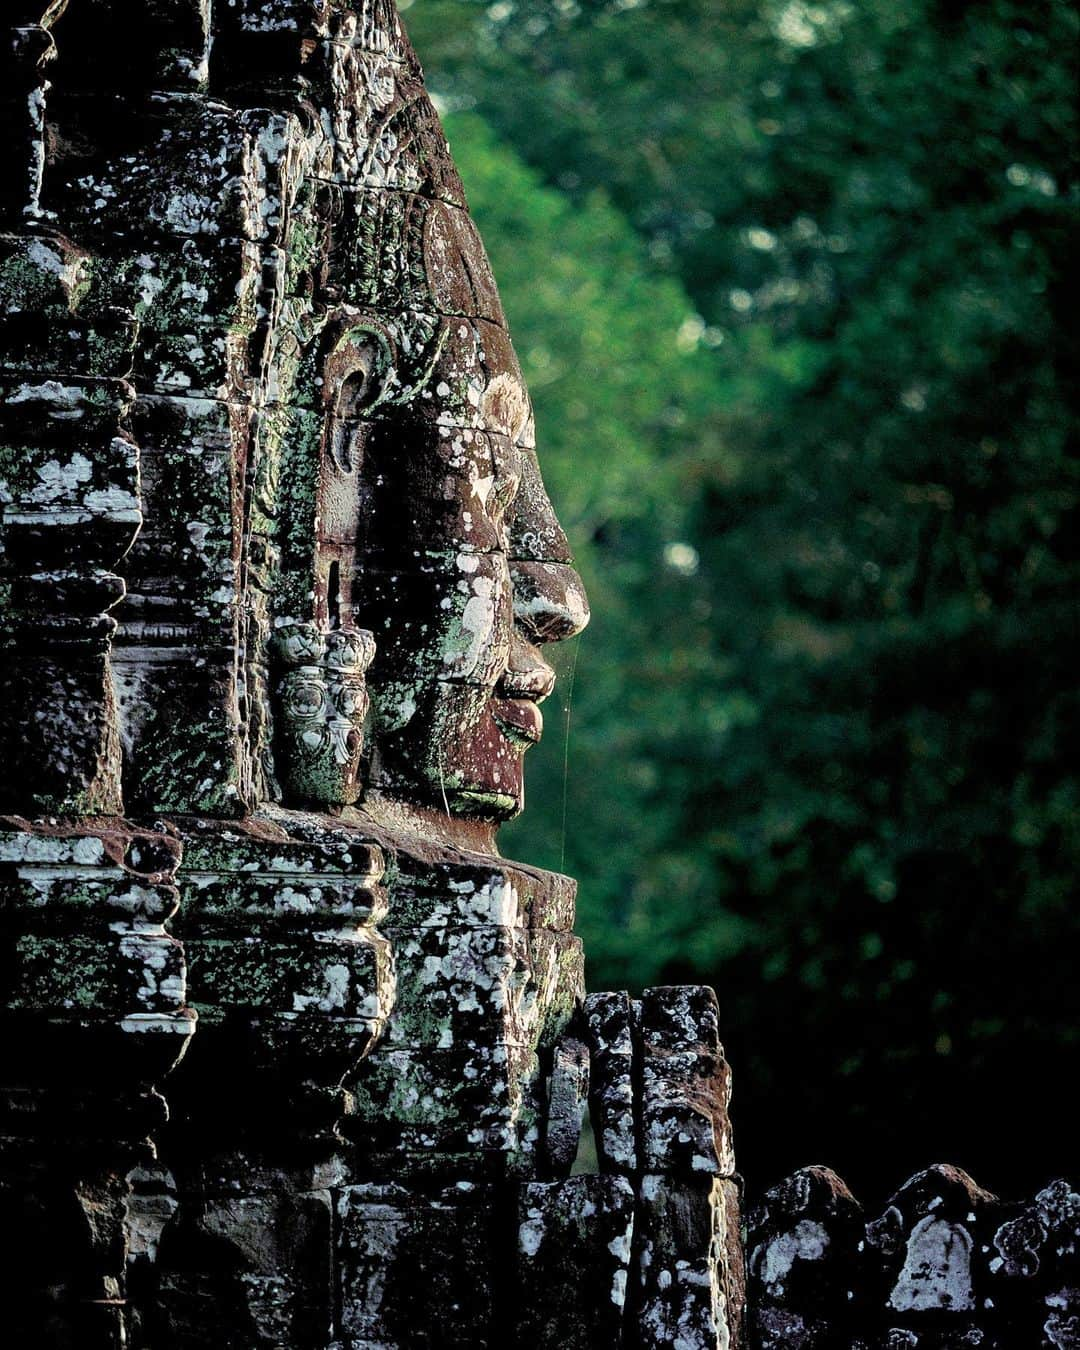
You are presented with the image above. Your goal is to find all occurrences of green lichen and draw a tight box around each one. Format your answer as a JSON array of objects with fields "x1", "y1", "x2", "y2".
[
  {"x1": 136, "y1": 709, "x2": 243, "y2": 817},
  {"x1": 284, "y1": 211, "x2": 322, "y2": 297},
  {"x1": 8, "y1": 936, "x2": 111, "y2": 1010},
  {"x1": 452, "y1": 789, "x2": 519, "y2": 815},
  {"x1": 0, "y1": 243, "x2": 91, "y2": 316}
]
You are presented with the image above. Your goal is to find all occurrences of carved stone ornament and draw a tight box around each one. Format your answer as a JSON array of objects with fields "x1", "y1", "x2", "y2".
[
  {"x1": 0, "y1": 3, "x2": 1070, "y2": 1348},
  {"x1": 270, "y1": 621, "x2": 375, "y2": 805}
]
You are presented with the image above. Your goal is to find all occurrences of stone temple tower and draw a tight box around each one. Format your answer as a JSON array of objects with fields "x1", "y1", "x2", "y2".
[{"x1": 0, "y1": 4, "x2": 742, "y2": 1347}]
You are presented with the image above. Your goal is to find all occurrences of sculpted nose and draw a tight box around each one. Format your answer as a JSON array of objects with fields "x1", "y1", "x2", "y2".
[{"x1": 510, "y1": 560, "x2": 590, "y2": 645}]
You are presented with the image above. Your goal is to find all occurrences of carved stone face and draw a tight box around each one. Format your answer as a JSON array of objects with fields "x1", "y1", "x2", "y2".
[
  {"x1": 240, "y1": 13, "x2": 591, "y2": 821},
  {"x1": 317, "y1": 204, "x2": 589, "y2": 819}
]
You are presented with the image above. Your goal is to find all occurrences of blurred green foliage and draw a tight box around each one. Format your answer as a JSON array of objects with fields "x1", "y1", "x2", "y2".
[{"x1": 405, "y1": 0, "x2": 1079, "y2": 1192}]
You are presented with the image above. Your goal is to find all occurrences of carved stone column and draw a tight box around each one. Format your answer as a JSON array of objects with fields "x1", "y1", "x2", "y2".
[{"x1": 142, "y1": 818, "x2": 394, "y2": 1348}]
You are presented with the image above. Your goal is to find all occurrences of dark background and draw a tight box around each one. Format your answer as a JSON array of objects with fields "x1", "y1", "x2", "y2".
[{"x1": 405, "y1": 0, "x2": 1078, "y2": 1201}]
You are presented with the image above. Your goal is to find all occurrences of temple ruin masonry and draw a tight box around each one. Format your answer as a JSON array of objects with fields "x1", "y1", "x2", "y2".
[{"x1": 0, "y1": 3, "x2": 1075, "y2": 1346}]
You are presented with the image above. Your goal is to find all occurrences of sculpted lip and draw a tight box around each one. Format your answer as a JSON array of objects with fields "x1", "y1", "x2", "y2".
[
  {"x1": 491, "y1": 695, "x2": 545, "y2": 745},
  {"x1": 493, "y1": 653, "x2": 555, "y2": 745},
  {"x1": 497, "y1": 653, "x2": 556, "y2": 702}
]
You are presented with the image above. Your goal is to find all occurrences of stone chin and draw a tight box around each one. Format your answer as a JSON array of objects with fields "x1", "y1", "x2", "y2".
[{"x1": 450, "y1": 788, "x2": 522, "y2": 819}]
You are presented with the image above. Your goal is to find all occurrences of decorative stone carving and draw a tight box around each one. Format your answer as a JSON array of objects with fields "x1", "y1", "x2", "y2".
[
  {"x1": 1, "y1": 3, "x2": 614, "y2": 1344},
  {"x1": 271, "y1": 622, "x2": 375, "y2": 805},
  {"x1": 0, "y1": 232, "x2": 141, "y2": 815},
  {"x1": 0, "y1": 820, "x2": 195, "y2": 1345}
]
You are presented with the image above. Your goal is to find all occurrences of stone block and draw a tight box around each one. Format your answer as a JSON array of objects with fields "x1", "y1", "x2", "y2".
[
  {"x1": 516, "y1": 1174, "x2": 635, "y2": 1349},
  {"x1": 176, "y1": 821, "x2": 385, "y2": 888},
  {"x1": 384, "y1": 856, "x2": 576, "y2": 933},
  {"x1": 0, "y1": 306, "x2": 138, "y2": 381},
  {"x1": 382, "y1": 922, "x2": 579, "y2": 1055},
  {"x1": 90, "y1": 240, "x2": 282, "y2": 400},
  {"x1": 0, "y1": 825, "x2": 189, "y2": 1024},
  {"x1": 544, "y1": 1037, "x2": 590, "y2": 1175},
  {"x1": 528, "y1": 928, "x2": 585, "y2": 1051},
  {"x1": 155, "y1": 1184, "x2": 334, "y2": 1349},
  {"x1": 639, "y1": 985, "x2": 734, "y2": 1178},
  {"x1": 635, "y1": 1174, "x2": 745, "y2": 1350},
  {"x1": 337, "y1": 1181, "x2": 496, "y2": 1348},
  {"x1": 181, "y1": 929, "x2": 389, "y2": 1024},
  {"x1": 45, "y1": 106, "x2": 300, "y2": 247},
  {"x1": 865, "y1": 1165, "x2": 997, "y2": 1320},
  {"x1": 111, "y1": 649, "x2": 248, "y2": 815},
  {"x1": 0, "y1": 823, "x2": 195, "y2": 1106},
  {"x1": 0, "y1": 375, "x2": 140, "y2": 568},
  {"x1": 348, "y1": 1041, "x2": 541, "y2": 1163},
  {"x1": 318, "y1": 189, "x2": 504, "y2": 324},
  {"x1": 990, "y1": 1177, "x2": 1080, "y2": 1349},
  {"x1": 584, "y1": 990, "x2": 636, "y2": 1175},
  {"x1": 383, "y1": 922, "x2": 529, "y2": 1050},
  {"x1": 747, "y1": 1166, "x2": 863, "y2": 1349}
]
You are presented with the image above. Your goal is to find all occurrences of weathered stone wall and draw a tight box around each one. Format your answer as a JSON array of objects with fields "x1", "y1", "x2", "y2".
[
  {"x1": 747, "y1": 1165, "x2": 1080, "y2": 1348},
  {"x1": 0, "y1": 5, "x2": 739, "y2": 1346}
]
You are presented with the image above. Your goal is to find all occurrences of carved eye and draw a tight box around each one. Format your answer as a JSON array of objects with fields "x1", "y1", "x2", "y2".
[
  {"x1": 487, "y1": 443, "x2": 522, "y2": 531},
  {"x1": 489, "y1": 462, "x2": 522, "y2": 525}
]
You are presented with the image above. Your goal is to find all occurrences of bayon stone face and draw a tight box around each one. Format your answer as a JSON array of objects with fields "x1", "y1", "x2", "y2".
[
  {"x1": 319, "y1": 219, "x2": 591, "y2": 819},
  {"x1": 0, "y1": 13, "x2": 757, "y2": 1350},
  {"x1": 0, "y1": 0, "x2": 588, "y2": 823},
  {"x1": 254, "y1": 4, "x2": 592, "y2": 820}
]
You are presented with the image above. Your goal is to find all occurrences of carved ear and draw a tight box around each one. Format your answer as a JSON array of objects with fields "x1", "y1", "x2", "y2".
[
  {"x1": 320, "y1": 309, "x2": 449, "y2": 425},
  {"x1": 323, "y1": 320, "x2": 396, "y2": 422},
  {"x1": 319, "y1": 320, "x2": 395, "y2": 472}
]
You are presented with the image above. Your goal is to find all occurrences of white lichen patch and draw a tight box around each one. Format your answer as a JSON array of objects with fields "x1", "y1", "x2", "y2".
[
  {"x1": 758, "y1": 1219, "x2": 830, "y2": 1290},
  {"x1": 888, "y1": 1216, "x2": 975, "y2": 1312},
  {"x1": 292, "y1": 961, "x2": 353, "y2": 1014}
]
